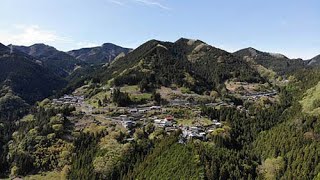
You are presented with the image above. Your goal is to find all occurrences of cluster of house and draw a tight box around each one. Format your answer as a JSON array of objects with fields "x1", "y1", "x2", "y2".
[
  {"x1": 153, "y1": 115, "x2": 175, "y2": 127},
  {"x1": 115, "y1": 112, "x2": 222, "y2": 141},
  {"x1": 180, "y1": 120, "x2": 223, "y2": 141},
  {"x1": 152, "y1": 115, "x2": 224, "y2": 141},
  {"x1": 52, "y1": 95, "x2": 84, "y2": 107},
  {"x1": 242, "y1": 90, "x2": 277, "y2": 100},
  {"x1": 128, "y1": 105, "x2": 162, "y2": 114}
]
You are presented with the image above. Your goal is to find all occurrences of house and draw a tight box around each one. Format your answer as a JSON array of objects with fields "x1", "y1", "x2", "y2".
[
  {"x1": 63, "y1": 95, "x2": 73, "y2": 100},
  {"x1": 150, "y1": 106, "x2": 161, "y2": 110},
  {"x1": 138, "y1": 109, "x2": 148, "y2": 113},
  {"x1": 122, "y1": 121, "x2": 136, "y2": 129},
  {"x1": 129, "y1": 108, "x2": 138, "y2": 113},
  {"x1": 120, "y1": 115, "x2": 128, "y2": 121},
  {"x1": 154, "y1": 119, "x2": 162, "y2": 124},
  {"x1": 214, "y1": 122, "x2": 222, "y2": 127},
  {"x1": 154, "y1": 119, "x2": 172, "y2": 127},
  {"x1": 190, "y1": 126, "x2": 199, "y2": 133},
  {"x1": 165, "y1": 127, "x2": 177, "y2": 132},
  {"x1": 161, "y1": 120, "x2": 172, "y2": 127},
  {"x1": 165, "y1": 115, "x2": 174, "y2": 121}
]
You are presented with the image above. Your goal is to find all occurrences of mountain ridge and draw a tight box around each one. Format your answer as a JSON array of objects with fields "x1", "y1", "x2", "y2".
[
  {"x1": 12, "y1": 44, "x2": 84, "y2": 77},
  {"x1": 234, "y1": 47, "x2": 305, "y2": 75},
  {"x1": 85, "y1": 38, "x2": 264, "y2": 95},
  {"x1": 0, "y1": 45, "x2": 66, "y2": 104},
  {"x1": 67, "y1": 43, "x2": 132, "y2": 65}
]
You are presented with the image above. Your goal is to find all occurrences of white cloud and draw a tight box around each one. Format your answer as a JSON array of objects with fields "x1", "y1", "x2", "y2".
[
  {"x1": 107, "y1": 0, "x2": 170, "y2": 10},
  {"x1": 0, "y1": 25, "x2": 102, "y2": 51},
  {"x1": 107, "y1": 0, "x2": 126, "y2": 6},
  {"x1": 76, "y1": 42, "x2": 100, "y2": 48},
  {"x1": 0, "y1": 25, "x2": 71, "y2": 46},
  {"x1": 133, "y1": 0, "x2": 170, "y2": 10}
]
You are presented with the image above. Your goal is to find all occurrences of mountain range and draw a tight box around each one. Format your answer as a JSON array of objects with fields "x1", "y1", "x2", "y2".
[{"x1": 1, "y1": 38, "x2": 320, "y2": 104}]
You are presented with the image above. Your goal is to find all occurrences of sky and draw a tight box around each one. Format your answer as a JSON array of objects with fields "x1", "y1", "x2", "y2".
[{"x1": 0, "y1": 0, "x2": 319, "y2": 59}]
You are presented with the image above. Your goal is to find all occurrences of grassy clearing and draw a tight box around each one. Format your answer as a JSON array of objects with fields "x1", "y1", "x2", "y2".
[
  {"x1": 120, "y1": 85, "x2": 139, "y2": 93},
  {"x1": 130, "y1": 93, "x2": 152, "y2": 101},
  {"x1": 176, "y1": 117, "x2": 212, "y2": 126},
  {"x1": 86, "y1": 90, "x2": 111, "y2": 108}
]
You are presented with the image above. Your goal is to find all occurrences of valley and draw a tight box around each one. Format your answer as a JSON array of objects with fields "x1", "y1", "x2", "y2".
[{"x1": 1, "y1": 38, "x2": 320, "y2": 180}]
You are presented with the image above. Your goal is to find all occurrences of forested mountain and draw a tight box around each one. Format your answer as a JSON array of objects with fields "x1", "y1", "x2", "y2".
[
  {"x1": 68, "y1": 43, "x2": 132, "y2": 65},
  {"x1": 234, "y1": 47, "x2": 306, "y2": 75},
  {"x1": 80, "y1": 38, "x2": 263, "y2": 94},
  {"x1": 13, "y1": 44, "x2": 84, "y2": 77},
  {"x1": 0, "y1": 43, "x2": 66, "y2": 104}
]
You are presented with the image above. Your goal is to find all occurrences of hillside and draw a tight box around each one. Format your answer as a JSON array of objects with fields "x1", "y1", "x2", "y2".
[
  {"x1": 307, "y1": 54, "x2": 320, "y2": 66},
  {"x1": 87, "y1": 38, "x2": 263, "y2": 95},
  {"x1": 13, "y1": 44, "x2": 84, "y2": 77},
  {"x1": 0, "y1": 43, "x2": 66, "y2": 104},
  {"x1": 68, "y1": 43, "x2": 132, "y2": 65},
  {"x1": 234, "y1": 47, "x2": 305, "y2": 75},
  {"x1": 126, "y1": 135, "x2": 204, "y2": 179},
  {"x1": 252, "y1": 69, "x2": 320, "y2": 179}
]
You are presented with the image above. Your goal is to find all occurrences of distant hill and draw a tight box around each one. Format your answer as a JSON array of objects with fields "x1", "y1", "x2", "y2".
[
  {"x1": 68, "y1": 43, "x2": 132, "y2": 65},
  {"x1": 85, "y1": 38, "x2": 263, "y2": 94},
  {"x1": 0, "y1": 43, "x2": 66, "y2": 104},
  {"x1": 307, "y1": 54, "x2": 320, "y2": 66},
  {"x1": 13, "y1": 44, "x2": 84, "y2": 77},
  {"x1": 234, "y1": 47, "x2": 305, "y2": 75}
]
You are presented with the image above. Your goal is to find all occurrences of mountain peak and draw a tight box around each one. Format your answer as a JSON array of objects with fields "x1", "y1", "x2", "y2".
[
  {"x1": 30, "y1": 43, "x2": 57, "y2": 50},
  {"x1": 0, "y1": 43, "x2": 10, "y2": 53},
  {"x1": 175, "y1": 37, "x2": 205, "y2": 46},
  {"x1": 235, "y1": 47, "x2": 288, "y2": 59},
  {"x1": 307, "y1": 54, "x2": 320, "y2": 66},
  {"x1": 67, "y1": 42, "x2": 131, "y2": 65},
  {"x1": 102, "y1": 42, "x2": 117, "y2": 47}
]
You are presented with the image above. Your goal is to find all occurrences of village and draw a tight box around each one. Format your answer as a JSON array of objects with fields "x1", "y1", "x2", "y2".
[{"x1": 49, "y1": 87, "x2": 278, "y2": 142}]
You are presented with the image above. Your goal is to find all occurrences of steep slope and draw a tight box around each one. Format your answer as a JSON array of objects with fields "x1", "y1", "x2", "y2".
[
  {"x1": 88, "y1": 38, "x2": 263, "y2": 94},
  {"x1": 307, "y1": 54, "x2": 320, "y2": 66},
  {"x1": 234, "y1": 47, "x2": 305, "y2": 75},
  {"x1": 13, "y1": 44, "x2": 84, "y2": 77},
  {"x1": 67, "y1": 43, "x2": 132, "y2": 65},
  {"x1": 252, "y1": 69, "x2": 320, "y2": 179},
  {"x1": 0, "y1": 43, "x2": 66, "y2": 104},
  {"x1": 0, "y1": 43, "x2": 10, "y2": 54}
]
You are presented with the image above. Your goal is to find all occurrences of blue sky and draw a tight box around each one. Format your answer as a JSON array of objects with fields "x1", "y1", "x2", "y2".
[{"x1": 0, "y1": 0, "x2": 319, "y2": 59}]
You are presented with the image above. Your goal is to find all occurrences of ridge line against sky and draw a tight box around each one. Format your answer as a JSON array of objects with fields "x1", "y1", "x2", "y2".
[{"x1": 0, "y1": 0, "x2": 319, "y2": 59}]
